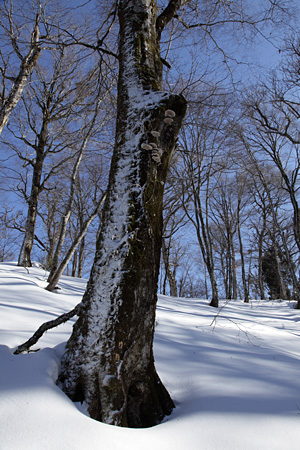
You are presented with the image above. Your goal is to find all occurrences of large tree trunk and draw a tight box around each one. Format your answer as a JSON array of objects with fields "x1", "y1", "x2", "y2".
[{"x1": 59, "y1": 0, "x2": 186, "y2": 428}]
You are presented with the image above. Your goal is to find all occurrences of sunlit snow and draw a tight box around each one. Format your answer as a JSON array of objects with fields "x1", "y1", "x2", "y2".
[{"x1": 1, "y1": 261, "x2": 300, "y2": 450}]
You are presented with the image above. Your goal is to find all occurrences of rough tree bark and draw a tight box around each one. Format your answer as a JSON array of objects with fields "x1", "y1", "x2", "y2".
[{"x1": 59, "y1": 0, "x2": 186, "y2": 428}]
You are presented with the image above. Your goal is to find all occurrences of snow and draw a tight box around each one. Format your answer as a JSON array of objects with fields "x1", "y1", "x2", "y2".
[{"x1": 1, "y1": 261, "x2": 300, "y2": 449}]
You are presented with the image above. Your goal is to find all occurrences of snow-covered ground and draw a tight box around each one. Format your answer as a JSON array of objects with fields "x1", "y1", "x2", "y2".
[{"x1": 1, "y1": 261, "x2": 300, "y2": 450}]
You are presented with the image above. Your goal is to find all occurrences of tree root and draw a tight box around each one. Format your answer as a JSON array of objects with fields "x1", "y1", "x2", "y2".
[{"x1": 13, "y1": 303, "x2": 82, "y2": 355}]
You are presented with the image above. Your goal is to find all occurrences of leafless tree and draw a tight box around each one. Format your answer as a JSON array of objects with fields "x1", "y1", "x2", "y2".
[
  {"x1": 177, "y1": 89, "x2": 235, "y2": 306},
  {"x1": 1, "y1": 47, "x2": 95, "y2": 267},
  {"x1": 238, "y1": 130, "x2": 300, "y2": 305},
  {"x1": 46, "y1": 62, "x2": 115, "y2": 289},
  {"x1": 0, "y1": 0, "x2": 79, "y2": 135},
  {"x1": 15, "y1": 0, "x2": 293, "y2": 427}
]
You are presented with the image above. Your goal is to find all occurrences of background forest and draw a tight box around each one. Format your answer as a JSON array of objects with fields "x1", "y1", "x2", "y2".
[{"x1": 1, "y1": 0, "x2": 300, "y2": 305}]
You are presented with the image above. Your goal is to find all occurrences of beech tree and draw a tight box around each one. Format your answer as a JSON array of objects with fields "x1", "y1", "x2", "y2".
[
  {"x1": 210, "y1": 176, "x2": 239, "y2": 300},
  {"x1": 60, "y1": 0, "x2": 288, "y2": 420},
  {"x1": 178, "y1": 91, "x2": 234, "y2": 306},
  {"x1": 160, "y1": 170, "x2": 188, "y2": 297},
  {"x1": 46, "y1": 64, "x2": 113, "y2": 290},
  {"x1": 238, "y1": 130, "x2": 300, "y2": 304},
  {"x1": 0, "y1": 0, "x2": 44, "y2": 135},
  {"x1": 14, "y1": 0, "x2": 291, "y2": 429},
  {"x1": 59, "y1": 0, "x2": 187, "y2": 428},
  {"x1": 241, "y1": 34, "x2": 300, "y2": 265},
  {"x1": 2, "y1": 48, "x2": 91, "y2": 267}
]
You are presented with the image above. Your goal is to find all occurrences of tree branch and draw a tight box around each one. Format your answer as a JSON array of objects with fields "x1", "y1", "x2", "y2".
[
  {"x1": 156, "y1": 0, "x2": 184, "y2": 40},
  {"x1": 13, "y1": 302, "x2": 82, "y2": 354}
]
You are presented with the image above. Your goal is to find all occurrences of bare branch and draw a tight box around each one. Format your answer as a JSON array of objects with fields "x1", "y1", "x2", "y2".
[{"x1": 13, "y1": 302, "x2": 82, "y2": 354}]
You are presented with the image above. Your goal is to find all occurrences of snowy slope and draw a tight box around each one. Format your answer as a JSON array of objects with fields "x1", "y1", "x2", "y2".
[{"x1": 1, "y1": 262, "x2": 300, "y2": 450}]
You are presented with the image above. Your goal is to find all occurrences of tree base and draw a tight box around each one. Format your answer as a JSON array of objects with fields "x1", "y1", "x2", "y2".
[
  {"x1": 60, "y1": 356, "x2": 174, "y2": 428},
  {"x1": 125, "y1": 369, "x2": 175, "y2": 428},
  {"x1": 210, "y1": 298, "x2": 219, "y2": 307}
]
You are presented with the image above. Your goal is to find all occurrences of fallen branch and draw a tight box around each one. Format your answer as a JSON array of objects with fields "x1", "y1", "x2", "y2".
[{"x1": 13, "y1": 303, "x2": 82, "y2": 355}]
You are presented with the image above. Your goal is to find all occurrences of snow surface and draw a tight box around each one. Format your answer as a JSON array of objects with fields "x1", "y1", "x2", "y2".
[{"x1": 1, "y1": 261, "x2": 300, "y2": 450}]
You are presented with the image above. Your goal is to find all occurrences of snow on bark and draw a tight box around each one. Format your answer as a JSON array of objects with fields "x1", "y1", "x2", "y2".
[{"x1": 60, "y1": 0, "x2": 186, "y2": 427}]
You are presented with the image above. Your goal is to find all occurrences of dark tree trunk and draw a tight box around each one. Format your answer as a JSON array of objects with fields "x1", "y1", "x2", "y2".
[
  {"x1": 257, "y1": 222, "x2": 266, "y2": 300},
  {"x1": 18, "y1": 143, "x2": 45, "y2": 267},
  {"x1": 18, "y1": 186, "x2": 40, "y2": 267},
  {"x1": 162, "y1": 237, "x2": 178, "y2": 296},
  {"x1": 196, "y1": 207, "x2": 219, "y2": 307},
  {"x1": 273, "y1": 245, "x2": 286, "y2": 299},
  {"x1": 77, "y1": 235, "x2": 85, "y2": 278},
  {"x1": 232, "y1": 247, "x2": 237, "y2": 299},
  {"x1": 187, "y1": 190, "x2": 219, "y2": 307},
  {"x1": 237, "y1": 215, "x2": 249, "y2": 303},
  {"x1": 72, "y1": 251, "x2": 77, "y2": 277},
  {"x1": 59, "y1": 0, "x2": 186, "y2": 428}
]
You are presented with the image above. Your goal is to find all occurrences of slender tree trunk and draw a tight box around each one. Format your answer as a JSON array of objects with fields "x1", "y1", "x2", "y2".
[
  {"x1": 47, "y1": 150, "x2": 83, "y2": 283},
  {"x1": 77, "y1": 236, "x2": 85, "y2": 278},
  {"x1": 18, "y1": 189, "x2": 40, "y2": 267},
  {"x1": 72, "y1": 251, "x2": 78, "y2": 277},
  {"x1": 220, "y1": 249, "x2": 227, "y2": 297},
  {"x1": 237, "y1": 215, "x2": 249, "y2": 303},
  {"x1": 45, "y1": 238, "x2": 56, "y2": 271},
  {"x1": 199, "y1": 230, "x2": 219, "y2": 307},
  {"x1": 60, "y1": 0, "x2": 186, "y2": 428},
  {"x1": 162, "y1": 267, "x2": 167, "y2": 295},
  {"x1": 0, "y1": 10, "x2": 41, "y2": 136},
  {"x1": 192, "y1": 192, "x2": 219, "y2": 307},
  {"x1": 47, "y1": 85, "x2": 102, "y2": 284},
  {"x1": 196, "y1": 226, "x2": 219, "y2": 307},
  {"x1": 46, "y1": 195, "x2": 105, "y2": 291},
  {"x1": 232, "y1": 249, "x2": 238, "y2": 299},
  {"x1": 226, "y1": 231, "x2": 232, "y2": 299},
  {"x1": 257, "y1": 227, "x2": 265, "y2": 300},
  {"x1": 273, "y1": 244, "x2": 286, "y2": 299},
  {"x1": 204, "y1": 265, "x2": 208, "y2": 299},
  {"x1": 18, "y1": 149, "x2": 45, "y2": 267},
  {"x1": 228, "y1": 231, "x2": 237, "y2": 300},
  {"x1": 162, "y1": 238, "x2": 178, "y2": 296}
]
